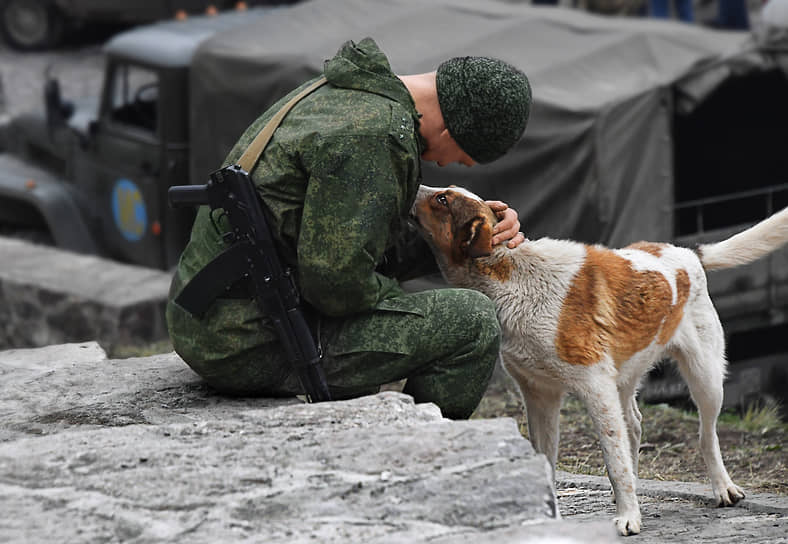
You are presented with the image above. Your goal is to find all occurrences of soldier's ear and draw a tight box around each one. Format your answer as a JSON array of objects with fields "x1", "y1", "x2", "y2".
[{"x1": 460, "y1": 217, "x2": 493, "y2": 258}]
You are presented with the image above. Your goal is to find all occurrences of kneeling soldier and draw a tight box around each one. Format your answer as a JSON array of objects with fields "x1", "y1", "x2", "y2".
[{"x1": 166, "y1": 38, "x2": 532, "y2": 419}]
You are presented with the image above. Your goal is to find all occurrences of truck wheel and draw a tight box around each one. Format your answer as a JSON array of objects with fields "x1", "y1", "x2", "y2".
[
  {"x1": 0, "y1": 0, "x2": 64, "y2": 50},
  {"x1": 0, "y1": 225, "x2": 54, "y2": 246}
]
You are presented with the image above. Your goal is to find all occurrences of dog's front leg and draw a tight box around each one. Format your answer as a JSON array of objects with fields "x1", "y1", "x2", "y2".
[
  {"x1": 503, "y1": 359, "x2": 563, "y2": 475},
  {"x1": 523, "y1": 384, "x2": 563, "y2": 478},
  {"x1": 578, "y1": 380, "x2": 641, "y2": 536}
]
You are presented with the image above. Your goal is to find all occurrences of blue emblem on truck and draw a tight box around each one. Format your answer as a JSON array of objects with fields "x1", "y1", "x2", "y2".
[{"x1": 112, "y1": 179, "x2": 147, "y2": 241}]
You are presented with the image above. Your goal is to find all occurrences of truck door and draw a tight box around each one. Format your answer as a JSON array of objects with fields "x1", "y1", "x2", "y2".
[{"x1": 87, "y1": 60, "x2": 167, "y2": 268}]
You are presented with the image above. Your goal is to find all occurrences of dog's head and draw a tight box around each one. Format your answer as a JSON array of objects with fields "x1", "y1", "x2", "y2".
[{"x1": 410, "y1": 185, "x2": 500, "y2": 266}]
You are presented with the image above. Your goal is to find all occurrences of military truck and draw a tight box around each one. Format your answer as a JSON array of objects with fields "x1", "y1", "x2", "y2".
[{"x1": 0, "y1": 9, "x2": 280, "y2": 269}]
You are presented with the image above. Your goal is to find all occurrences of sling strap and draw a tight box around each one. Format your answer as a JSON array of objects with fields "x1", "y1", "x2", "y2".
[
  {"x1": 237, "y1": 76, "x2": 328, "y2": 173},
  {"x1": 178, "y1": 76, "x2": 329, "y2": 311},
  {"x1": 170, "y1": 75, "x2": 333, "y2": 403}
]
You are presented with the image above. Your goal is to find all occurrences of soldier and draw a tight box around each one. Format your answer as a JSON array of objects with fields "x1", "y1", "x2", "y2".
[{"x1": 166, "y1": 38, "x2": 532, "y2": 419}]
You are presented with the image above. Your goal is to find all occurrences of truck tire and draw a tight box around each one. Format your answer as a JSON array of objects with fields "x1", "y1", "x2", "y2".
[
  {"x1": 0, "y1": 0, "x2": 64, "y2": 51},
  {"x1": 0, "y1": 224, "x2": 54, "y2": 246}
]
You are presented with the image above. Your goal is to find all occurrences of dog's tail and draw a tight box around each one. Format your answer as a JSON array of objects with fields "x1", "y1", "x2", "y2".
[{"x1": 697, "y1": 206, "x2": 788, "y2": 271}]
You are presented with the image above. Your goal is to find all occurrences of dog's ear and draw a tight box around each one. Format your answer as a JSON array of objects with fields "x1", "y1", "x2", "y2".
[{"x1": 461, "y1": 217, "x2": 494, "y2": 258}]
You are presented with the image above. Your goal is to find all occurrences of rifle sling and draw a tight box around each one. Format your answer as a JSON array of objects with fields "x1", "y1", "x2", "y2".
[
  {"x1": 176, "y1": 76, "x2": 328, "y2": 318},
  {"x1": 237, "y1": 76, "x2": 328, "y2": 173}
]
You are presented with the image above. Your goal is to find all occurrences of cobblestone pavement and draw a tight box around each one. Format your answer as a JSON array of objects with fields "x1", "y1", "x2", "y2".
[{"x1": 557, "y1": 471, "x2": 788, "y2": 543}]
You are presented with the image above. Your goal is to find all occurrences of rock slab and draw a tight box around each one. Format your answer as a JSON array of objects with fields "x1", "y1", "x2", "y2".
[
  {"x1": 0, "y1": 343, "x2": 614, "y2": 543},
  {"x1": 0, "y1": 236, "x2": 170, "y2": 351}
]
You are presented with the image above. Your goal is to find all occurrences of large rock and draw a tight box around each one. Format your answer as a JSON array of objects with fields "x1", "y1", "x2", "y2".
[
  {"x1": 0, "y1": 343, "x2": 616, "y2": 543},
  {"x1": 0, "y1": 237, "x2": 170, "y2": 351}
]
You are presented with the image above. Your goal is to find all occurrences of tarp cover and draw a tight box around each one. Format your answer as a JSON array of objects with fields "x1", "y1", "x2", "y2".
[{"x1": 190, "y1": 0, "x2": 783, "y2": 245}]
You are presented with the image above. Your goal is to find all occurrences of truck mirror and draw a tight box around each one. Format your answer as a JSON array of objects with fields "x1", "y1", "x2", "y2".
[{"x1": 44, "y1": 77, "x2": 74, "y2": 135}]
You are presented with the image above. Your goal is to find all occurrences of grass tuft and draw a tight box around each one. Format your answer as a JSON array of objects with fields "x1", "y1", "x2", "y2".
[{"x1": 719, "y1": 399, "x2": 787, "y2": 434}]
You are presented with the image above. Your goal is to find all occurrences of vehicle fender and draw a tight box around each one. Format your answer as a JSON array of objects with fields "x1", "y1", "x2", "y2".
[{"x1": 0, "y1": 154, "x2": 98, "y2": 254}]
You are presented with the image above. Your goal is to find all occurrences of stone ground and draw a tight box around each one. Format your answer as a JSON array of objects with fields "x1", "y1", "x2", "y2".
[
  {"x1": 556, "y1": 472, "x2": 788, "y2": 543},
  {"x1": 1, "y1": 341, "x2": 786, "y2": 543},
  {"x1": 0, "y1": 342, "x2": 611, "y2": 544}
]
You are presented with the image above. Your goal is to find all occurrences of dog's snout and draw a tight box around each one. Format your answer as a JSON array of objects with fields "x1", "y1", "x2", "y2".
[{"x1": 410, "y1": 185, "x2": 437, "y2": 221}]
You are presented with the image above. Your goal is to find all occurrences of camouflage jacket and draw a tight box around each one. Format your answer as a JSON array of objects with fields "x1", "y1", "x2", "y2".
[{"x1": 168, "y1": 38, "x2": 424, "y2": 359}]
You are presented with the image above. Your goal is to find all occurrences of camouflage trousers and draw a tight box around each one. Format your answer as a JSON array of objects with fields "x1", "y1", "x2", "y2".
[{"x1": 167, "y1": 288, "x2": 500, "y2": 419}]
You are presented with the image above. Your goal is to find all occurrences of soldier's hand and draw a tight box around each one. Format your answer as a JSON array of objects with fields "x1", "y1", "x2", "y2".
[{"x1": 487, "y1": 201, "x2": 525, "y2": 249}]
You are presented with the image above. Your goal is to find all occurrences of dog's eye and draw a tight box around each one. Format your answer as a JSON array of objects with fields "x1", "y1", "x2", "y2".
[{"x1": 436, "y1": 194, "x2": 449, "y2": 207}]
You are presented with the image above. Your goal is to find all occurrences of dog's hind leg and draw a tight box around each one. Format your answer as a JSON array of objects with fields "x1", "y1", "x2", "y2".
[
  {"x1": 673, "y1": 310, "x2": 745, "y2": 506},
  {"x1": 604, "y1": 386, "x2": 642, "y2": 506},
  {"x1": 577, "y1": 377, "x2": 641, "y2": 536},
  {"x1": 620, "y1": 390, "x2": 643, "y2": 478}
]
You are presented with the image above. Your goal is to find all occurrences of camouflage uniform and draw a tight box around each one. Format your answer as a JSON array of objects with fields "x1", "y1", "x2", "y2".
[{"x1": 166, "y1": 38, "x2": 499, "y2": 419}]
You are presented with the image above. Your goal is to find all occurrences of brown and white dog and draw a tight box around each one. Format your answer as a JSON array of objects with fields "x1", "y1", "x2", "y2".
[{"x1": 411, "y1": 184, "x2": 788, "y2": 536}]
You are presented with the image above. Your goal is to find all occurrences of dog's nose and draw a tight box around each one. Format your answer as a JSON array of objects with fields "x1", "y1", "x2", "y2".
[{"x1": 411, "y1": 185, "x2": 439, "y2": 222}]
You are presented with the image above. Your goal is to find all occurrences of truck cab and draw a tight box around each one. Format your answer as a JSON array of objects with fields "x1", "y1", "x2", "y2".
[
  {"x1": 78, "y1": 25, "x2": 196, "y2": 268},
  {"x1": 0, "y1": 11, "x2": 265, "y2": 269}
]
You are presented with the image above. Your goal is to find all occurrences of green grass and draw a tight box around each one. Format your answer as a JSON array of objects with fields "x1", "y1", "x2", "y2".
[{"x1": 718, "y1": 399, "x2": 787, "y2": 435}]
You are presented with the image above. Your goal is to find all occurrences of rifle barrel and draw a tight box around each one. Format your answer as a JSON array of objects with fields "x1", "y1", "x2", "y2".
[{"x1": 168, "y1": 185, "x2": 210, "y2": 208}]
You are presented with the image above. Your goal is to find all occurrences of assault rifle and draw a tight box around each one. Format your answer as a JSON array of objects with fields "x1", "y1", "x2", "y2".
[{"x1": 168, "y1": 165, "x2": 332, "y2": 403}]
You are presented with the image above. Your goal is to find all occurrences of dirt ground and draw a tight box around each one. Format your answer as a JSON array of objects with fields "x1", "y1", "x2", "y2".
[{"x1": 473, "y1": 366, "x2": 788, "y2": 495}]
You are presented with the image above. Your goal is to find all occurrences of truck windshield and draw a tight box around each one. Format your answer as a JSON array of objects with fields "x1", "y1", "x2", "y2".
[{"x1": 108, "y1": 63, "x2": 159, "y2": 133}]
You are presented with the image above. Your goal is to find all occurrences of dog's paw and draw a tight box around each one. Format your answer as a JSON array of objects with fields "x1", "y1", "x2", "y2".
[
  {"x1": 614, "y1": 512, "x2": 642, "y2": 536},
  {"x1": 715, "y1": 484, "x2": 745, "y2": 506}
]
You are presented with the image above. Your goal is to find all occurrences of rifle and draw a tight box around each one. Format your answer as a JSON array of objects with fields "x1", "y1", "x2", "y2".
[{"x1": 168, "y1": 164, "x2": 332, "y2": 403}]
